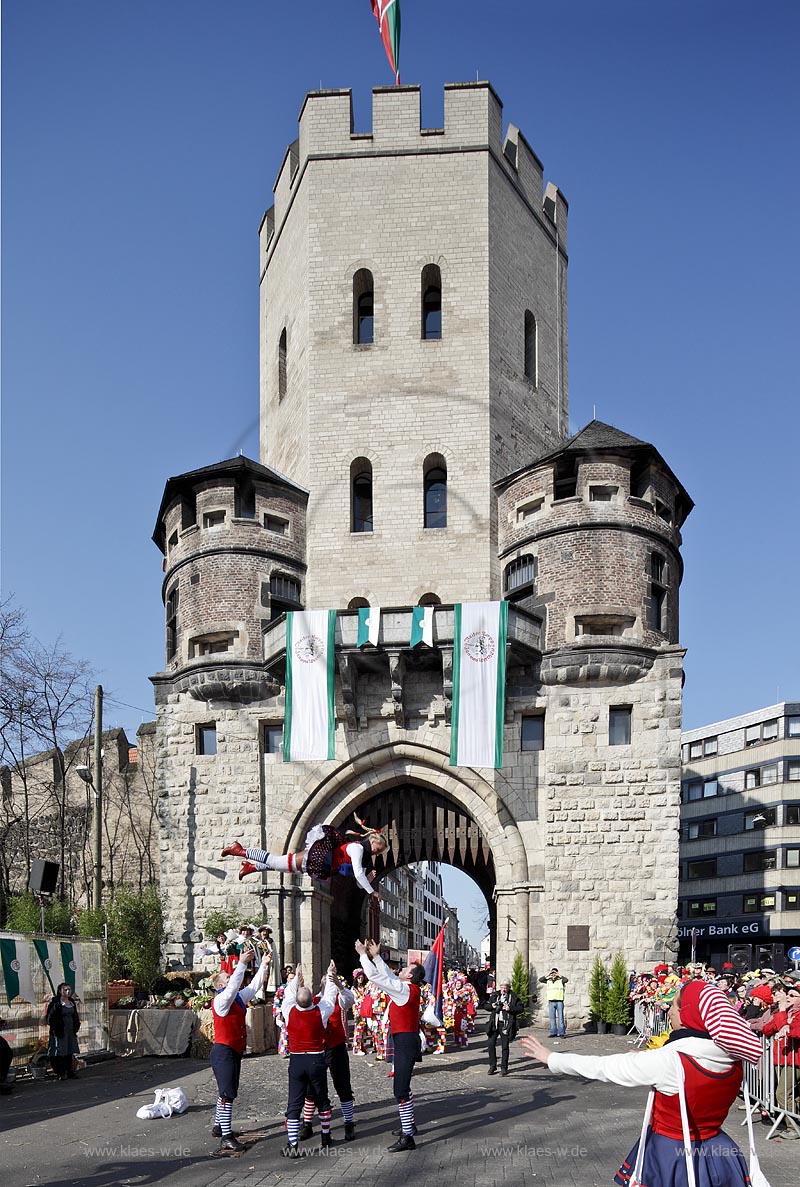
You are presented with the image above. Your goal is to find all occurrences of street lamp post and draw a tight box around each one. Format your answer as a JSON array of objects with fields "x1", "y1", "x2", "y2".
[{"x1": 76, "y1": 684, "x2": 104, "y2": 910}]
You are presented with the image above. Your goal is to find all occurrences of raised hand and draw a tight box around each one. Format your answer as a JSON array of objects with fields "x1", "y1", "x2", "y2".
[
  {"x1": 354, "y1": 939, "x2": 367, "y2": 955},
  {"x1": 520, "y1": 1034, "x2": 552, "y2": 1064},
  {"x1": 365, "y1": 938, "x2": 381, "y2": 959}
]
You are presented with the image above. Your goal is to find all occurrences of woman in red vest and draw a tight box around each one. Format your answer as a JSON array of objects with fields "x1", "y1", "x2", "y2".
[
  {"x1": 210, "y1": 946, "x2": 271, "y2": 1153},
  {"x1": 356, "y1": 937, "x2": 425, "y2": 1152},
  {"x1": 220, "y1": 818, "x2": 387, "y2": 894},
  {"x1": 521, "y1": 979, "x2": 763, "y2": 1185}
]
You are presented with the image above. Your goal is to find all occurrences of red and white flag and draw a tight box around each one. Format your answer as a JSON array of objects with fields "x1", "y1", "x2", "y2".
[{"x1": 371, "y1": 0, "x2": 401, "y2": 85}]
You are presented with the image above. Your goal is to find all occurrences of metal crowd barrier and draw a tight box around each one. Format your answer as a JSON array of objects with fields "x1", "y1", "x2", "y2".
[{"x1": 631, "y1": 1000, "x2": 670, "y2": 1047}]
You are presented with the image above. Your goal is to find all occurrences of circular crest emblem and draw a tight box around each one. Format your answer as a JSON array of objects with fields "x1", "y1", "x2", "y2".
[
  {"x1": 43, "y1": 958, "x2": 52, "y2": 969},
  {"x1": 464, "y1": 631, "x2": 496, "y2": 663},
  {"x1": 10, "y1": 958, "x2": 21, "y2": 973},
  {"x1": 69, "y1": 960, "x2": 77, "y2": 973},
  {"x1": 294, "y1": 634, "x2": 324, "y2": 664}
]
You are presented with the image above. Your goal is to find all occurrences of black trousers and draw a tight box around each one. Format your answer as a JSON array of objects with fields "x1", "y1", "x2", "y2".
[
  {"x1": 287, "y1": 1052, "x2": 330, "y2": 1120},
  {"x1": 210, "y1": 1042, "x2": 242, "y2": 1100},
  {"x1": 392, "y1": 1031, "x2": 419, "y2": 1102},
  {"x1": 488, "y1": 1030, "x2": 511, "y2": 1072},
  {"x1": 327, "y1": 1041, "x2": 353, "y2": 1103}
]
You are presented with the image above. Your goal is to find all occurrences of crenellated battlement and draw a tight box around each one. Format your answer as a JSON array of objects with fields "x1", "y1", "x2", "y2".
[{"x1": 260, "y1": 82, "x2": 567, "y2": 257}]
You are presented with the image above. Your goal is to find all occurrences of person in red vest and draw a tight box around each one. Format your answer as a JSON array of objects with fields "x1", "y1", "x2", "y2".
[
  {"x1": 520, "y1": 979, "x2": 763, "y2": 1185},
  {"x1": 220, "y1": 818, "x2": 387, "y2": 894},
  {"x1": 356, "y1": 937, "x2": 425, "y2": 1152},
  {"x1": 210, "y1": 946, "x2": 272, "y2": 1152},
  {"x1": 281, "y1": 961, "x2": 339, "y2": 1157},
  {"x1": 299, "y1": 964, "x2": 358, "y2": 1142}
]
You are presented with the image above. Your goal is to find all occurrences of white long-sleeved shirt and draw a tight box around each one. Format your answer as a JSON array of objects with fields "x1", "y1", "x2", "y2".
[
  {"x1": 359, "y1": 952, "x2": 409, "y2": 1006},
  {"x1": 212, "y1": 957, "x2": 269, "y2": 1017},
  {"x1": 344, "y1": 842, "x2": 376, "y2": 895},
  {"x1": 281, "y1": 972, "x2": 338, "y2": 1027},
  {"x1": 548, "y1": 1036, "x2": 735, "y2": 1095}
]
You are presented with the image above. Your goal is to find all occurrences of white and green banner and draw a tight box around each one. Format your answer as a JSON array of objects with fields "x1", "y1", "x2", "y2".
[
  {"x1": 60, "y1": 941, "x2": 84, "y2": 999},
  {"x1": 0, "y1": 937, "x2": 37, "y2": 1006},
  {"x1": 32, "y1": 938, "x2": 62, "y2": 994},
  {"x1": 450, "y1": 601, "x2": 508, "y2": 769},
  {"x1": 283, "y1": 610, "x2": 336, "y2": 762},
  {"x1": 410, "y1": 605, "x2": 434, "y2": 648},
  {"x1": 357, "y1": 606, "x2": 381, "y2": 647}
]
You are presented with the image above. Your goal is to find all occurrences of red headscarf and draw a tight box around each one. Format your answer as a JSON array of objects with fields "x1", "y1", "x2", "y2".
[{"x1": 678, "y1": 980, "x2": 761, "y2": 1064}]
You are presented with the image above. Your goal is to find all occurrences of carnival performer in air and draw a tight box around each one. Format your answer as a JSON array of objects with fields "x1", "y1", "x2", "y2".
[
  {"x1": 356, "y1": 938, "x2": 425, "y2": 1152},
  {"x1": 300, "y1": 964, "x2": 358, "y2": 1142},
  {"x1": 281, "y1": 962, "x2": 338, "y2": 1156},
  {"x1": 520, "y1": 978, "x2": 764, "y2": 1187},
  {"x1": 220, "y1": 814, "x2": 388, "y2": 896},
  {"x1": 209, "y1": 946, "x2": 272, "y2": 1153}
]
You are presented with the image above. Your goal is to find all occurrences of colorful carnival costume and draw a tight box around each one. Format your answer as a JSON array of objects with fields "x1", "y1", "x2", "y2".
[
  {"x1": 273, "y1": 982, "x2": 291, "y2": 1057},
  {"x1": 210, "y1": 953, "x2": 269, "y2": 1152},
  {"x1": 421, "y1": 983, "x2": 446, "y2": 1054},
  {"x1": 351, "y1": 972, "x2": 375, "y2": 1055},
  {"x1": 221, "y1": 817, "x2": 387, "y2": 891},
  {"x1": 524, "y1": 980, "x2": 763, "y2": 1187}
]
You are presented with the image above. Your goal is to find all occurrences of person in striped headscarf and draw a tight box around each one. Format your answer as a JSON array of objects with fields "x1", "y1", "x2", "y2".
[{"x1": 521, "y1": 978, "x2": 764, "y2": 1186}]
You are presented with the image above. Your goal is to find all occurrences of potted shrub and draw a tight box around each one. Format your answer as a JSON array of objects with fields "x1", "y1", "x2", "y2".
[
  {"x1": 588, "y1": 955, "x2": 608, "y2": 1034},
  {"x1": 606, "y1": 950, "x2": 632, "y2": 1035}
]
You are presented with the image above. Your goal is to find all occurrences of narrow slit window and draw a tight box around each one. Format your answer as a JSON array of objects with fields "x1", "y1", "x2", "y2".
[
  {"x1": 423, "y1": 454, "x2": 447, "y2": 528},
  {"x1": 351, "y1": 458, "x2": 374, "y2": 533},
  {"x1": 353, "y1": 269, "x2": 374, "y2": 345},
  {"x1": 278, "y1": 328, "x2": 287, "y2": 400},
  {"x1": 524, "y1": 310, "x2": 537, "y2": 383},
  {"x1": 421, "y1": 264, "x2": 442, "y2": 340}
]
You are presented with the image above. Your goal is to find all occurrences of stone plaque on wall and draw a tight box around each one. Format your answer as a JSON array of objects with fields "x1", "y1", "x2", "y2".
[{"x1": 567, "y1": 925, "x2": 590, "y2": 951}]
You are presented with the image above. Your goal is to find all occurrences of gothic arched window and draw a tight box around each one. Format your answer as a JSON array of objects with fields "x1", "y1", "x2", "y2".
[{"x1": 351, "y1": 458, "x2": 374, "y2": 533}]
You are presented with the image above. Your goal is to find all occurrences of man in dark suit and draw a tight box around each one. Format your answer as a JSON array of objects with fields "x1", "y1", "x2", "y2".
[{"x1": 486, "y1": 982, "x2": 524, "y2": 1076}]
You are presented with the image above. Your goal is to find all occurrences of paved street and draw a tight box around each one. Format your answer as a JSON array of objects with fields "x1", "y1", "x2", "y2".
[{"x1": 1, "y1": 1027, "x2": 794, "y2": 1187}]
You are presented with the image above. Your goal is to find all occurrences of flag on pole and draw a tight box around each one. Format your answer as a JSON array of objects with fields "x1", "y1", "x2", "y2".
[
  {"x1": 60, "y1": 941, "x2": 84, "y2": 1000},
  {"x1": 357, "y1": 606, "x2": 381, "y2": 647},
  {"x1": 32, "y1": 938, "x2": 61, "y2": 995},
  {"x1": 283, "y1": 609, "x2": 336, "y2": 761},
  {"x1": 0, "y1": 937, "x2": 37, "y2": 1005},
  {"x1": 423, "y1": 918, "x2": 447, "y2": 1026},
  {"x1": 370, "y1": 0, "x2": 401, "y2": 84},
  {"x1": 410, "y1": 605, "x2": 434, "y2": 648},
  {"x1": 450, "y1": 601, "x2": 508, "y2": 769}
]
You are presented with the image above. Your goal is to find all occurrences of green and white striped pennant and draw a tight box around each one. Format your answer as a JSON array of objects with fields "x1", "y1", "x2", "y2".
[
  {"x1": 0, "y1": 937, "x2": 37, "y2": 1005},
  {"x1": 60, "y1": 941, "x2": 83, "y2": 999},
  {"x1": 450, "y1": 601, "x2": 508, "y2": 769},
  {"x1": 283, "y1": 610, "x2": 336, "y2": 761},
  {"x1": 32, "y1": 938, "x2": 62, "y2": 994}
]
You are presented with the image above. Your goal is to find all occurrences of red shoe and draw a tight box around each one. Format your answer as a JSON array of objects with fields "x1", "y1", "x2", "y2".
[
  {"x1": 239, "y1": 861, "x2": 259, "y2": 880},
  {"x1": 221, "y1": 841, "x2": 247, "y2": 858}
]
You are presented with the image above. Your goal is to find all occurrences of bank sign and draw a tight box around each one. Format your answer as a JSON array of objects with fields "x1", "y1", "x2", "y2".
[{"x1": 677, "y1": 918, "x2": 770, "y2": 940}]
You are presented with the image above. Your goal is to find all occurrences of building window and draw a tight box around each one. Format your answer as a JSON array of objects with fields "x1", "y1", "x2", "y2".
[
  {"x1": 589, "y1": 485, "x2": 617, "y2": 502},
  {"x1": 235, "y1": 481, "x2": 256, "y2": 520},
  {"x1": 654, "y1": 497, "x2": 673, "y2": 524},
  {"x1": 553, "y1": 460, "x2": 577, "y2": 500},
  {"x1": 786, "y1": 804, "x2": 800, "y2": 825},
  {"x1": 575, "y1": 615, "x2": 634, "y2": 638},
  {"x1": 521, "y1": 715, "x2": 545, "y2": 752},
  {"x1": 421, "y1": 264, "x2": 442, "y2": 340},
  {"x1": 704, "y1": 737, "x2": 718, "y2": 756},
  {"x1": 687, "y1": 858, "x2": 716, "y2": 880},
  {"x1": 761, "y1": 765, "x2": 778, "y2": 785},
  {"x1": 524, "y1": 310, "x2": 537, "y2": 384},
  {"x1": 168, "y1": 529, "x2": 178, "y2": 551},
  {"x1": 196, "y1": 724, "x2": 217, "y2": 756},
  {"x1": 181, "y1": 492, "x2": 197, "y2": 529},
  {"x1": 166, "y1": 585, "x2": 179, "y2": 661},
  {"x1": 788, "y1": 763, "x2": 800, "y2": 782},
  {"x1": 504, "y1": 554, "x2": 536, "y2": 597},
  {"x1": 269, "y1": 574, "x2": 302, "y2": 621},
  {"x1": 745, "y1": 720, "x2": 778, "y2": 746},
  {"x1": 516, "y1": 496, "x2": 544, "y2": 522},
  {"x1": 745, "y1": 808, "x2": 777, "y2": 830},
  {"x1": 743, "y1": 850, "x2": 777, "y2": 872},
  {"x1": 788, "y1": 716, "x2": 800, "y2": 738},
  {"x1": 203, "y1": 510, "x2": 226, "y2": 530},
  {"x1": 744, "y1": 893, "x2": 776, "y2": 914},
  {"x1": 423, "y1": 455, "x2": 447, "y2": 528},
  {"x1": 264, "y1": 514, "x2": 289, "y2": 536},
  {"x1": 353, "y1": 269, "x2": 374, "y2": 345},
  {"x1": 649, "y1": 551, "x2": 667, "y2": 632},
  {"x1": 688, "y1": 899, "x2": 716, "y2": 917},
  {"x1": 701, "y1": 779, "x2": 719, "y2": 799},
  {"x1": 609, "y1": 706, "x2": 632, "y2": 747},
  {"x1": 689, "y1": 741, "x2": 703, "y2": 760},
  {"x1": 687, "y1": 819, "x2": 717, "y2": 840},
  {"x1": 418, "y1": 592, "x2": 441, "y2": 606},
  {"x1": 745, "y1": 768, "x2": 761, "y2": 790},
  {"x1": 190, "y1": 632, "x2": 238, "y2": 657},
  {"x1": 264, "y1": 725, "x2": 283, "y2": 755},
  {"x1": 348, "y1": 597, "x2": 369, "y2": 610},
  {"x1": 351, "y1": 459, "x2": 374, "y2": 533},
  {"x1": 785, "y1": 848, "x2": 800, "y2": 869},
  {"x1": 785, "y1": 890, "x2": 800, "y2": 910},
  {"x1": 278, "y1": 328, "x2": 287, "y2": 399}
]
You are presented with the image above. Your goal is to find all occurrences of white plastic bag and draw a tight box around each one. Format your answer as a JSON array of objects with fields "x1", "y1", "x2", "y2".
[
  {"x1": 422, "y1": 1004, "x2": 442, "y2": 1028},
  {"x1": 136, "y1": 1086, "x2": 188, "y2": 1120}
]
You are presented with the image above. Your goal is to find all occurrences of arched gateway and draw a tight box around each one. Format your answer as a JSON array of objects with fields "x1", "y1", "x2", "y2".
[{"x1": 152, "y1": 83, "x2": 690, "y2": 1020}]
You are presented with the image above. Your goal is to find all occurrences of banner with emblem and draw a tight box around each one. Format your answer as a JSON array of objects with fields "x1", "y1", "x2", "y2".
[
  {"x1": 32, "y1": 937, "x2": 62, "y2": 994},
  {"x1": 0, "y1": 937, "x2": 37, "y2": 1005},
  {"x1": 283, "y1": 609, "x2": 336, "y2": 762},
  {"x1": 450, "y1": 601, "x2": 508, "y2": 769},
  {"x1": 60, "y1": 941, "x2": 84, "y2": 999}
]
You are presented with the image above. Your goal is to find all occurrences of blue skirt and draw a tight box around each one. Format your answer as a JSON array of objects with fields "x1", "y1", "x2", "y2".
[{"x1": 614, "y1": 1130, "x2": 750, "y2": 1187}]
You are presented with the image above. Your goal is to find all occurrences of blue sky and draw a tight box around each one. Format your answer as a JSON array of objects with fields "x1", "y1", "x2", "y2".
[{"x1": 3, "y1": 2, "x2": 798, "y2": 945}]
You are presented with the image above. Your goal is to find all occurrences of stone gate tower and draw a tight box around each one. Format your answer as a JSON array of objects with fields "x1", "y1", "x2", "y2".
[{"x1": 152, "y1": 82, "x2": 692, "y2": 1013}]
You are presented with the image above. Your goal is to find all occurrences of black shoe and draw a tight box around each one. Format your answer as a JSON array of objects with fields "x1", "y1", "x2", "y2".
[
  {"x1": 388, "y1": 1134, "x2": 416, "y2": 1152},
  {"x1": 392, "y1": 1124, "x2": 418, "y2": 1135},
  {"x1": 548, "y1": 1033, "x2": 557, "y2": 1038},
  {"x1": 344, "y1": 1122, "x2": 356, "y2": 1141},
  {"x1": 488, "y1": 1068, "x2": 498, "y2": 1075},
  {"x1": 299, "y1": 1122, "x2": 313, "y2": 1141},
  {"x1": 282, "y1": 1144, "x2": 301, "y2": 1158},
  {"x1": 217, "y1": 1135, "x2": 246, "y2": 1152},
  {"x1": 321, "y1": 1133, "x2": 334, "y2": 1148},
  {"x1": 500, "y1": 1070, "x2": 509, "y2": 1077}
]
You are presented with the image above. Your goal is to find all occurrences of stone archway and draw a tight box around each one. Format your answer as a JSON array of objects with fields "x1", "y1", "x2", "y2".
[{"x1": 272, "y1": 742, "x2": 531, "y2": 983}]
